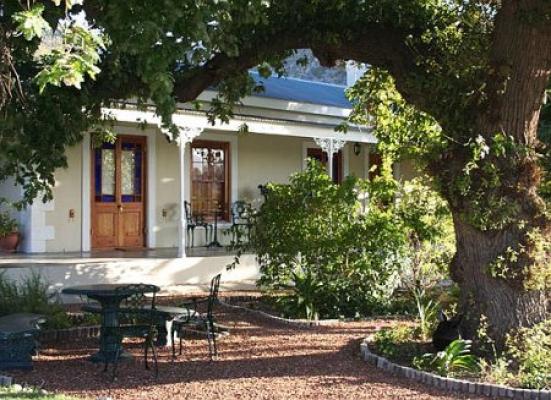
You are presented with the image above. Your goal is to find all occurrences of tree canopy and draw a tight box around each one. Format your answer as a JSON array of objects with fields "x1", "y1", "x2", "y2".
[{"x1": 2, "y1": 0, "x2": 551, "y2": 344}]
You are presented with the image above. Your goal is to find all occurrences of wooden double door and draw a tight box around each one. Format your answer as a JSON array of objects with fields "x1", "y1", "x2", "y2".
[{"x1": 92, "y1": 136, "x2": 146, "y2": 249}]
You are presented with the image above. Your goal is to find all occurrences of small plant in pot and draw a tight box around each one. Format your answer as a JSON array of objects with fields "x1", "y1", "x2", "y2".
[{"x1": 0, "y1": 211, "x2": 19, "y2": 253}]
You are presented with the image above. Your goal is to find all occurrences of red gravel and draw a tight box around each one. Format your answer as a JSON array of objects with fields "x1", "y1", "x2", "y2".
[{"x1": 10, "y1": 306, "x2": 483, "y2": 400}]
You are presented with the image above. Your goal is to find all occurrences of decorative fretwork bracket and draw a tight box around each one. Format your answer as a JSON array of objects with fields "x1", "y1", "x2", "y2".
[
  {"x1": 160, "y1": 125, "x2": 204, "y2": 145},
  {"x1": 314, "y1": 137, "x2": 347, "y2": 180}
]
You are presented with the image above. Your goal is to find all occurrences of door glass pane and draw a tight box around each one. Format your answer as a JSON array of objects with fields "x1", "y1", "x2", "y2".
[
  {"x1": 94, "y1": 143, "x2": 116, "y2": 202},
  {"x1": 121, "y1": 150, "x2": 135, "y2": 195},
  {"x1": 101, "y1": 149, "x2": 115, "y2": 198},
  {"x1": 121, "y1": 143, "x2": 142, "y2": 203}
]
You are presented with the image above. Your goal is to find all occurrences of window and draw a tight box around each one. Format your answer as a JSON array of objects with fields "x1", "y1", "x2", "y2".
[
  {"x1": 190, "y1": 141, "x2": 230, "y2": 221},
  {"x1": 306, "y1": 148, "x2": 343, "y2": 183}
]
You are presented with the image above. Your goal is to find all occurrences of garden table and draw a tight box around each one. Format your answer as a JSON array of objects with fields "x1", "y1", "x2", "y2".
[
  {"x1": 62, "y1": 283, "x2": 160, "y2": 363},
  {"x1": 207, "y1": 209, "x2": 224, "y2": 248}
]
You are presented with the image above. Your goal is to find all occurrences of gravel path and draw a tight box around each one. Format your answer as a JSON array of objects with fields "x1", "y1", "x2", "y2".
[{"x1": 10, "y1": 306, "x2": 483, "y2": 400}]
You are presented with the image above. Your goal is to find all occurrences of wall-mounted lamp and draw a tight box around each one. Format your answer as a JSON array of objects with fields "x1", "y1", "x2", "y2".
[{"x1": 353, "y1": 142, "x2": 362, "y2": 156}]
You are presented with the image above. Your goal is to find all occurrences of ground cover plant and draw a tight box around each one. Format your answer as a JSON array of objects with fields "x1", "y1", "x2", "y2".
[
  {"x1": 0, "y1": 385, "x2": 78, "y2": 400},
  {"x1": 0, "y1": 272, "x2": 97, "y2": 330}
]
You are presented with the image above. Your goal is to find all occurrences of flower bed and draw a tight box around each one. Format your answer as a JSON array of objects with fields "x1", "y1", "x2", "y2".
[{"x1": 361, "y1": 333, "x2": 551, "y2": 400}]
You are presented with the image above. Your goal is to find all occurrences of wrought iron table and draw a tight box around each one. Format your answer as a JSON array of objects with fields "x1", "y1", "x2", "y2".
[
  {"x1": 207, "y1": 209, "x2": 224, "y2": 248},
  {"x1": 62, "y1": 283, "x2": 160, "y2": 363}
]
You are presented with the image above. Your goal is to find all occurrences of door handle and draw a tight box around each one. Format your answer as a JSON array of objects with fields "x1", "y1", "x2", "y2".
[{"x1": 117, "y1": 204, "x2": 123, "y2": 213}]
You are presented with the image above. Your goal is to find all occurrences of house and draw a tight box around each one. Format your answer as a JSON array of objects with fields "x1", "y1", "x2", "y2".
[{"x1": 0, "y1": 68, "x2": 416, "y2": 294}]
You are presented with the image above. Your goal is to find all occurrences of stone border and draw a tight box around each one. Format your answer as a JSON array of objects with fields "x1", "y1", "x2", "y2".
[
  {"x1": 219, "y1": 299, "x2": 342, "y2": 327},
  {"x1": 219, "y1": 297, "x2": 411, "y2": 327},
  {"x1": 360, "y1": 337, "x2": 551, "y2": 400}
]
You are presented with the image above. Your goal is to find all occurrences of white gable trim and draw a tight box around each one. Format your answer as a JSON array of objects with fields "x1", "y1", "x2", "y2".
[{"x1": 103, "y1": 107, "x2": 376, "y2": 144}]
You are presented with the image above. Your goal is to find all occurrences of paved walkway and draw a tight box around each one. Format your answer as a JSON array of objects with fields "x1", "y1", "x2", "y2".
[{"x1": 10, "y1": 306, "x2": 482, "y2": 399}]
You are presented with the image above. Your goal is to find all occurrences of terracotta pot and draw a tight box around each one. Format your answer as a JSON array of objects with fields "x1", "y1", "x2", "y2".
[{"x1": 0, "y1": 232, "x2": 19, "y2": 253}]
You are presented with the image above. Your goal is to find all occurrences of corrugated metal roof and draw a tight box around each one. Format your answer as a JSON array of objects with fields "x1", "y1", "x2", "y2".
[{"x1": 249, "y1": 72, "x2": 351, "y2": 109}]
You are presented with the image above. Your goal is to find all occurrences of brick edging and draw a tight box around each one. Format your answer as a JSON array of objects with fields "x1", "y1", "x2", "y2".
[
  {"x1": 360, "y1": 336, "x2": 551, "y2": 400},
  {"x1": 39, "y1": 325, "x2": 101, "y2": 343}
]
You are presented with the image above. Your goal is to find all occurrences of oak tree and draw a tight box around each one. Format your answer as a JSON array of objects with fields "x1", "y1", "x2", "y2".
[{"x1": 2, "y1": 0, "x2": 551, "y2": 345}]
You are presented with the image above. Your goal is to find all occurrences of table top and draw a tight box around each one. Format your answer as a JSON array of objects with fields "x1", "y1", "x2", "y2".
[
  {"x1": 0, "y1": 313, "x2": 46, "y2": 338},
  {"x1": 62, "y1": 283, "x2": 160, "y2": 297}
]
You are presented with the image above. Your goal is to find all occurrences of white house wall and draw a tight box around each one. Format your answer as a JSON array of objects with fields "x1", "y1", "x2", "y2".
[{"x1": 45, "y1": 142, "x2": 83, "y2": 252}]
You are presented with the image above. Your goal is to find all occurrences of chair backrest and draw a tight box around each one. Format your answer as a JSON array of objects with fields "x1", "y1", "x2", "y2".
[
  {"x1": 231, "y1": 201, "x2": 252, "y2": 224},
  {"x1": 207, "y1": 274, "x2": 221, "y2": 318},
  {"x1": 184, "y1": 201, "x2": 194, "y2": 225},
  {"x1": 258, "y1": 184, "x2": 269, "y2": 199},
  {"x1": 117, "y1": 284, "x2": 158, "y2": 324}
]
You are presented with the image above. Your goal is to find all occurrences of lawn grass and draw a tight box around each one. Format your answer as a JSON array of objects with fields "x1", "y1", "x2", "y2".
[{"x1": 0, "y1": 385, "x2": 78, "y2": 399}]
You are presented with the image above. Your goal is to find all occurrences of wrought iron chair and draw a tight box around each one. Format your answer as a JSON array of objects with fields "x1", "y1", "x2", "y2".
[
  {"x1": 230, "y1": 201, "x2": 253, "y2": 243},
  {"x1": 184, "y1": 201, "x2": 213, "y2": 247},
  {"x1": 171, "y1": 274, "x2": 226, "y2": 360},
  {"x1": 107, "y1": 284, "x2": 160, "y2": 380}
]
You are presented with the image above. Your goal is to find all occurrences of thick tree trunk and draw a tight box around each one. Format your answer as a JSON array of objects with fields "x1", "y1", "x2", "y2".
[
  {"x1": 451, "y1": 217, "x2": 548, "y2": 346},
  {"x1": 442, "y1": 0, "x2": 551, "y2": 346}
]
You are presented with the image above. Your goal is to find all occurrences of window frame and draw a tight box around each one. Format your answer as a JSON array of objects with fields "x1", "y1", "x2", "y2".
[{"x1": 189, "y1": 140, "x2": 231, "y2": 221}]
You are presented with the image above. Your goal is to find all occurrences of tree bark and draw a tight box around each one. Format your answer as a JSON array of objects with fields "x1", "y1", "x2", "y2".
[{"x1": 451, "y1": 217, "x2": 548, "y2": 346}]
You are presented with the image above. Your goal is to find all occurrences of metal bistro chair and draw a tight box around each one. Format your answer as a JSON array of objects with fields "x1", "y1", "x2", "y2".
[
  {"x1": 230, "y1": 201, "x2": 253, "y2": 243},
  {"x1": 108, "y1": 284, "x2": 160, "y2": 380},
  {"x1": 171, "y1": 274, "x2": 226, "y2": 360},
  {"x1": 184, "y1": 201, "x2": 213, "y2": 247}
]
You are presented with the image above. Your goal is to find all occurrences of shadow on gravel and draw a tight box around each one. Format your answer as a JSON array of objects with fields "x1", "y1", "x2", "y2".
[{"x1": 8, "y1": 308, "x2": 476, "y2": 399}]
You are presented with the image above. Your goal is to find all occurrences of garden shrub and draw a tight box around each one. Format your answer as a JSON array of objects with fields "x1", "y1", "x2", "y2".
[
  {"x1": 0, "y1": 271, "x2": 71, "y2": 330},
  {"x1": 247, "y1": 160, "x2": 406, "y2": 319},
  {"x1": 373, "y1": 325, "x2": 421, "y2": 359},
  {"x1": 241, "y1": 159, "x2": 455, "y2": 319},
  {"x1": 506, "y1": 319, "x2": 551, "y2": 389}
]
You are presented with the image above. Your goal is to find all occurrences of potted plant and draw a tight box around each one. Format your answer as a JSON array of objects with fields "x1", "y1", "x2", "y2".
[{"x1": 0, "y1": 211, "x2": 19, "y2": 253}]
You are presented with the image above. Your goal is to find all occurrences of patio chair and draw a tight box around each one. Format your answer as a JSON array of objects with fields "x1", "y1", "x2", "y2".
[
  {"x1": 171, "y1": 274, "x2": 227, "y2": 360},
  {"x1": 185, "y1": 201, "x2": 213, "y2": 247},
  {"x1": 230, "y1": 201, "x2": 253, "y2": 243},
  {"x1": 108, "y1": 284, "x2": 160, "y2": 380}
]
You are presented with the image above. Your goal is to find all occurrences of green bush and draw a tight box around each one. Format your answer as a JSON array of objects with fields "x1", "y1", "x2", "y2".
[
  {"x1": 239, "y1": 159, "x2": 454, "y2": 319},
  {"x1": 373, "y1": 325, "x2": 420, "y2": 359},
  {"x1": 0, "y1": 271, "x2": 71, "y2": 330},
  {"x1": 246, "y1": 160, "x2": 407, "y2": 319},
  {"x1": 507, "y1": 319, "x2": 551, "y2": 389},
  {"x1": 0, "y1": 211, "x2": 18, "y2": 237}
]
